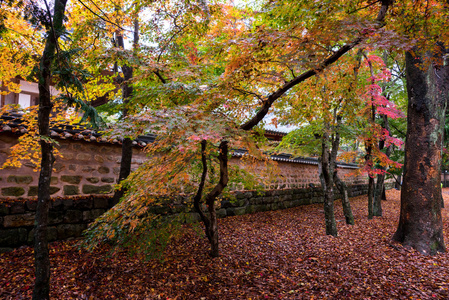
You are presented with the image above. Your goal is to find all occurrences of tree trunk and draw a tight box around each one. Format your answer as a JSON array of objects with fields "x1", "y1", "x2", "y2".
[
  {"x1": 193, "y1": 140, "x2": 228, "y2": 257},
  {"x1": 205, "y1": 141, "x2": 228, "y2": 257},
  {"x1": 112, "y1": 23, "x2": 138, "y2": 205},
  {"x1": 112, "y1": 137, "x2": 133, "y2": 205},
  {"x1": 395, "y1": 174, "x2": 402, "y2": 190},
  {"x1": 367, "y1": 176, "x2": 375, "y2": 219},
  {"x1": 334, "y1": 172, "x2": 354, "y2": 225},
  {"x1": 318, "y1": 120, "x2": 339, "y2": 237},
  {"x1": 33, "y1": 0, "x2": 67, "y2": 298},
  {"x1": 373, "y1": 115, "x2": 392, "y2": 217},
  {"x1": 392, "y1": 47, "x2": 448, "y2": 255}
]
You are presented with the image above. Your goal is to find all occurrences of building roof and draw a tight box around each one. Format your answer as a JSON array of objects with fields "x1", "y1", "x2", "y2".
[
  {"x1": 0, "y1": 112, "x2": 154, "y2": 147},
  {"x1": 0, "y1": 112, "x2": 359, "y2": 169},
  {"x1": 232, "y1": 149, "x2": 359, "y2": 169}
]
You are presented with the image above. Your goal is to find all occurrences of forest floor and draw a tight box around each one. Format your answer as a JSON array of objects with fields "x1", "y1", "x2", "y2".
[{"x1": 2, "y1": 189, "x2": 449, "y2": 299}]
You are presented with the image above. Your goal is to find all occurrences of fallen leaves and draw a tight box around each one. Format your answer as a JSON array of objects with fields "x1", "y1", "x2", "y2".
[{"x1": 2, "y1": 189, "x2": 449, "y2": 299}]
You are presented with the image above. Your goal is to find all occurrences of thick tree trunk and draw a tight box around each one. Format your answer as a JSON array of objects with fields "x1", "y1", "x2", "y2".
[
  {"x1": 33, "y1": 0, "x2": 67, "y2": 298},
  {"x1": 334, "y1": 172, "x2": 354, "y2": 225},
  {"x1": 392, "y1": 47, "x2": 449, "y2": 255}
]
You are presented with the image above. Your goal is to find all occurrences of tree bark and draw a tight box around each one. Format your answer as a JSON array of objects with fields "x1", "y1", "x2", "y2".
[
  {"x1": 318, "y1": 120, "x2": 341, "y2": 237},
  {"x1": 334, "y1": 172, "x2": 354, "y2": 225},
  {"x1": 112, "y1": 22, "x2": 138, "y2": 205},
  {"x1": 381, "y1": 186, "x2": 387, "y2": 200},
  {"x1": 392, "y1": 47, "x2": 449, "y2": 255},
  {"x1": 33, "y1": 0, "x2": 67, "y2": 298},
  {"x1": 367, "y1": 175, "x2": 375, "y2": 219},
  {"x1": 395, "y1": 174, "x2": 402, "y2": 190},
  {"x1": 193, "y1": 140, "x2": 228, "y2": 257},
  {"x1": 205, "y1": 141, "x2": 228, "y2": 257},
  {"x1": 193, "y1": 140, "x2": 211, "y2": 239},
  {"x1": 373, "y1": 115, "x2": 393, "y2": 216}
]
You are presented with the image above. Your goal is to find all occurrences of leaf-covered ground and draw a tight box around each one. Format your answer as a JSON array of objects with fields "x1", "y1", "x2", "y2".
[{"x1": 2, "y1": 189, "x2": 449, "y2": 299}]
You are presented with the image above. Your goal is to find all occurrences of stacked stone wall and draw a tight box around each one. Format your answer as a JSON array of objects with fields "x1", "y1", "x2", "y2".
[
  {"x1": 0, "y1": 132, "x2": 394, "y2": 250},
  {"x1": 0, "y1": 133, "x2": 147, "y2": 198},
  {"x1": 0, "y1": 132, "x2": 371, "y2": 198},
  {"x1": 0, "y1": 183, "x2": 395, "y2": 251},
  {"x1": 0, "y1": 196, "x2": 112, "y2": 252}
]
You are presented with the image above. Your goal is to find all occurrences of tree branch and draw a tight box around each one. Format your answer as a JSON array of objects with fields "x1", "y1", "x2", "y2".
[{"x1": 239, "y1": 0, "x2": 392, "y2": 131}]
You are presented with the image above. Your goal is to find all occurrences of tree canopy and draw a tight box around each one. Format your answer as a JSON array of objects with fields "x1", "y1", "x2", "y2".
[{"x1": 2, "y1": 0, "x2": 449, "y2": 295}]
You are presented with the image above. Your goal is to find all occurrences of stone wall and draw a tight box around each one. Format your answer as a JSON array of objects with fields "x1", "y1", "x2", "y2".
[
  {"x1": 0, "y1": 132, "x2": 148, "y2": 198},
  {"x1": 0, "y1": 131, "x2": 392, "y2": 251},
  {"x1": 0, "y1": 132, "x2": 369, "y2": 198},
  {"x1": 0, "y1": 183, "x2": 395, "y2": 251},
  {"x1": 0, "y1": 196, "x2": 112, "y2": 252}
]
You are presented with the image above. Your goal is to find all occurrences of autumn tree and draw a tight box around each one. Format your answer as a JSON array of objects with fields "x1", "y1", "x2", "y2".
[
  {"x1": 216, "y1": 0, "x2": 449, "y2": 255},
  {"x1": 392, "y1": 45, "x2": 449, "y2": 254},
  {"x1": 201, "y1": 1, "x2": 393, "y2": 237},
  {"x1": 371, "y1": 51, "x2": 407, "y2": 216},
  {"x1": 383, "y1": 0, "x2": 449, "y2": 254},
  {"x1": 276, "y1": 55, "x2": 368, "y2": 235},
  {"x1": 32, "y1": 0, "x2": 68, "y2": 298},
  {"x1": 67, "y1": 0, "x2": 216, "y2": 206},
  {"x1": 357, "y1": 52, "x2": 404, "y2": 219},
  {"x1": 83, "y1": 106, "x2": 272, "y2": 257}
]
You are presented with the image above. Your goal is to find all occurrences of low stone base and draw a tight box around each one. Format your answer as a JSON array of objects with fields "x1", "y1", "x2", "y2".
[{"x1": 0, "y1": 183, "x2": 393, "y2": 250}]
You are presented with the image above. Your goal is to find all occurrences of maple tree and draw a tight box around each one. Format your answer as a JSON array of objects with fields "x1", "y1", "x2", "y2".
[
  {"x1": 356, "y1": 51, "x2": 404, "y2": 219},
  {"x1": 276, "y1": 51, "x2": 404, "y2": 235},
  {"x1": 1, "y1": 0, "x2": 115, "y2": 297},
  {"x1": 26, "y1": 0, "x2": 69, "y2": 298},
  {"x1": 82, "y1": 105, "x2": 274, "y2": 257},
  {"x1": 276, "y1": 54, "x2": 366, "y2": 236},
  {"x1": 208, "y1": 1, "x2": 396, "y2": 237},
  {"x1": 66, "y1": 0, "x2": 219, "y2": 206},
  {"x1": 214, "y1": 0, "x2": 449, "y2": 255}
]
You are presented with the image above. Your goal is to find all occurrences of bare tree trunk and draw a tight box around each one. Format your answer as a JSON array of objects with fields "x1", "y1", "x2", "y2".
[
  {"x1": 367, "y1": 176, "x2": 375, "y2": 219},
  {"x1": 392, "y1": 47, "x2": 448, "y2": 255},
  {"x1": 334, "y1": 172, "x2": 354, "y2": 225},
  {"x1": 319, "y1": 118, "x2": 342, "y2": 237},
  {"x1": 33, "y1": 0, "x2": 67, "y2": 298},
  {"x1": 112, "y1": 21, "x2": 138, "y2": 205},
  {"x1": 193, "y1": 140, "x2": 228, "y2": 257},
  {"x1": 381, "y1": 186, "x2": 387, "y2": 200},
  {"x1": 374, "y1": 115, "x2": 392, "y2": 216}
]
